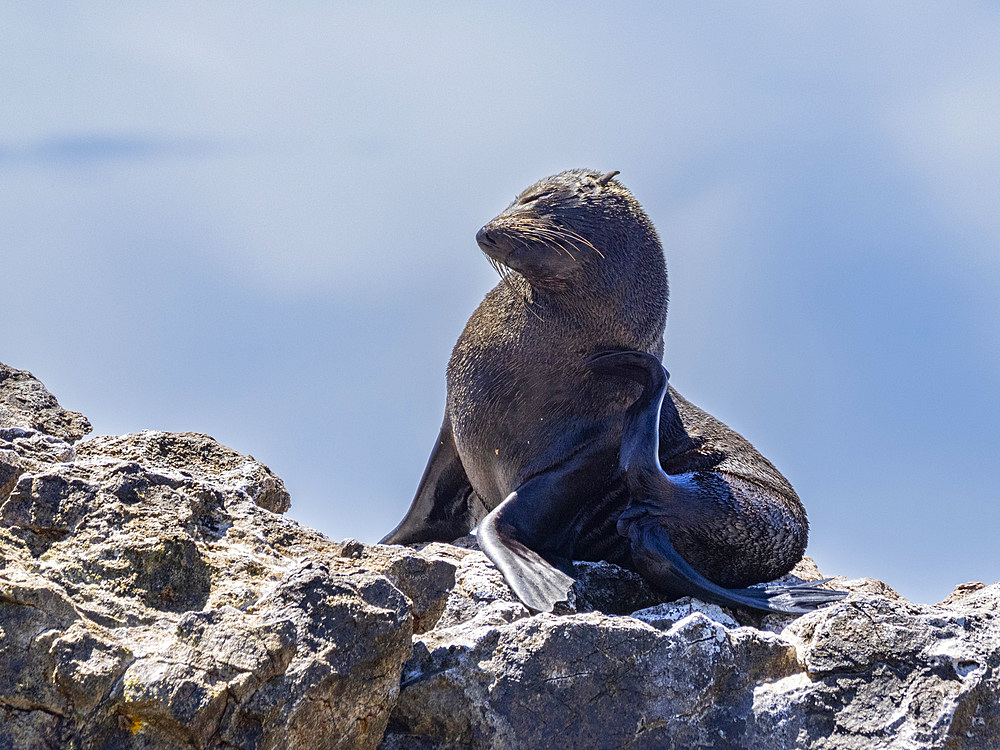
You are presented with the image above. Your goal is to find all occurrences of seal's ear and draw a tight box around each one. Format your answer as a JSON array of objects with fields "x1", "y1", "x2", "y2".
[{"x1": 596, "y1": 170, "x2": 620, "y2": 187}]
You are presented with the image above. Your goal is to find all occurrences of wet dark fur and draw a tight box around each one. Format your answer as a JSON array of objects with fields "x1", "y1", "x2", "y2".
[{"x1": 384, "y1": 168, "x2": 807, "y2": 590}]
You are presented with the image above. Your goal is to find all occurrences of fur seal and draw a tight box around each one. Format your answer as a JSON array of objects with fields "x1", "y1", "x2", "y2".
[{"x1": 382, "y1": 169, "x2": 844, "y2": 614}]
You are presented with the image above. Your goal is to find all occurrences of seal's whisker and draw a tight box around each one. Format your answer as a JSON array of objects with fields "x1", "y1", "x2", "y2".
[
  {"x1": 490, "y1": 231, "x2": 544, "y2": 321},
  {"x1": 482, "y1": 250, "x2": 512, "y2": 289},
  {"x1": 513, "y1": 223, "x2": 566, "y2": 255},
  {"x1": 517, "y1": 219, "x2": 603, "y2": 261},
  {"x1": 559, "y1": 227, "x2": 604, "y2": 259},
  {"x1": 516, "y1": 224, "x2": 566, "y2": 250},
  {"x1": 522, "y1": 229, "x2": 571, "y2": 258},
  {"x1": 485, "y1": 243, "x2": 543, "y2": 321},
  {"x1": 523, "y1": 226, "x2": 579, "y2": 261}
]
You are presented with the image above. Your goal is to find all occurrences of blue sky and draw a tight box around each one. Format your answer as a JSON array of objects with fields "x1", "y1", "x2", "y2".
[{"x1": 4, "y1": 3, "x2": 999, "y2": 604}]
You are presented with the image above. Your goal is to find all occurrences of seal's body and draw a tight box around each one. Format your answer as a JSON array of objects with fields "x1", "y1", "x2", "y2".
[{"x1": 382, "y1": 169, "x2": 843, "y2": 614}]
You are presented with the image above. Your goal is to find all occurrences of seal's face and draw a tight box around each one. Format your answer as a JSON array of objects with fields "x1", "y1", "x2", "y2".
[{"x1": 475, "y1": 169, "x2": 625, "y2": 289}]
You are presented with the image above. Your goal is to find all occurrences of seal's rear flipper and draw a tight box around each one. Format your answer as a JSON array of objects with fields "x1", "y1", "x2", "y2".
[
  {"x1": 620, "y1": 504, "x2": 847, "y2": 615},
  {"x1": 590, "y1": 349, "x2": 843, "y2": 615},
  {"x1": 477, "y1": 493, "x2": 576, "y2": 613}
]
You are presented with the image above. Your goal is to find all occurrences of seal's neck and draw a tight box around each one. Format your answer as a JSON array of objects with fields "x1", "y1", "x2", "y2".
[{"x1": 500, "y1": 258, "x2": 669, "y2": 355}]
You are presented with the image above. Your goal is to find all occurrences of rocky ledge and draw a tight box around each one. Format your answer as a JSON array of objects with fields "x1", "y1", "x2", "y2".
[{"x1": 1, "y1": 363, "x2": 998, "y2": 750}]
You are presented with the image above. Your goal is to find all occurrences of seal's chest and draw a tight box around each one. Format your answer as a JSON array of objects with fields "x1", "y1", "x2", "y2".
[{"x1": 446, "y1": 356, "x2": 580, "y2": 496}]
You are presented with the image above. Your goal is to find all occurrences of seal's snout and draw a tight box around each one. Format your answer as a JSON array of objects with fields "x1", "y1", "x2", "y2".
[
  {"x1": 476, "y1": 225, "x2": 497, "y2": 250},
  {"x1": 477, "y1": 224, "x2": 510, "y2": 264}
]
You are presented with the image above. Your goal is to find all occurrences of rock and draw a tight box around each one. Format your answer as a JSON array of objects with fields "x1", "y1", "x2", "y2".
[
  {"x1": 0, "y1": 363, "x2": 91, "y2": 443},
  {"x1": 571, "y1": 559, "x2": 661, "y2": 614},
  {"x1": 5, "y1": 360, "x2": 1000, "y2": 750},
  {"x1": 1, "y1": 426, "x2": 412, "y2": 749},
  {"x1": 385, "y1": 610, "x2": 799, "y2": 749},
  {"x1": 787, "y1": 555, "x2": 824, "y2": 581},
  {"x1": 755, "y1": 592, "x2": 1000, "y2": 749},
  {"x1": 429, "y1": 547, "x2": 533, "y2": 632},
  {"x1": 109, "y1": 561, "x2": 410, "y2": 750},
  {"x1": 0, "y1": 426, "x2": 76, "y2": 501},
  {"x1": 939, "y1": 582, "x2": 988, "y2": 606},
  {"x1": 631, "y1": 597, "x2": 741, "y2": 630},
  {"x1": 77, "y1": 430, "x2": 291, "y2": 513},
  {"x1": 385, "y1": 586, "x2": 1000, "y2": 750},
  {"x1": 0, "y1": 365, "x2": 90, "y2": 507},
  {"x1": 822, "y1": 575, "x2": 906, "y2": 601},
  {"x1": 341, "y1": 540, "x2": 470, "y2": 634}
]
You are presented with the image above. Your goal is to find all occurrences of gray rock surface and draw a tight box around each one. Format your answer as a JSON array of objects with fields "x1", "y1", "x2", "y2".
[
  {"x1": 0, "y1": 364, "x2": 91, "y2": 444},
  {"x1": 383, "y1": 576, "x2": 1000, "y2": 750},
  {"x1": 2, "y1": 362, "x2": 999, "y2": 750},
  {"x1": 77, "y1": 430, "x2": 292, "y2": 514},
  {"x1": 0, "y1": 427, "x2": 76, "y2": 500},
  {"x1": 1, "y1": 365, "x2": 415, "y2": 749}
]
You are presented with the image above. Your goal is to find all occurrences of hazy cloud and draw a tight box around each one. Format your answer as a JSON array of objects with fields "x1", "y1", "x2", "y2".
[{"x1": 0, "y1": 135, "x2": 217, "y2": 167}]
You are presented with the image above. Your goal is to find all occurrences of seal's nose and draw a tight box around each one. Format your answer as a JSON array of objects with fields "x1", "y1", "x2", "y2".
[{"x1": 475, "y1": 225, "x2": 495, "y2": 249}]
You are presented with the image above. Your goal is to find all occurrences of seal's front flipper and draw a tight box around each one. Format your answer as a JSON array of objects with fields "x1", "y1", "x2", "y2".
[
  {"x1": 619, "y1": 503, "x2": 847, "y2": 615},
  {"x1": 381, "y1": 417, "x2": 479, "y2": 545},
  {"x1": 477, "y1": 491, "x2": 576, "y2": 612}
]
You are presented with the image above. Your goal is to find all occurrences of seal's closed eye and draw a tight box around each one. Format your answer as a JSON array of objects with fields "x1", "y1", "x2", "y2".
[{"x1": 520, "y1": 189, "x2": 554, "y2": 205}]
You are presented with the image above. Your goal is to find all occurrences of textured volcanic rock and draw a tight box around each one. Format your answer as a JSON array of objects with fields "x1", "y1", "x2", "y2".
[
  {"x1": 0, "y1": 365, "x2": 416, "y2": 749},
  {"x1": 381, "y1": 575, "x2": 1000, "y2": 750},
  {"x1": 3, "y1": 362, "x2": 999, "y2": 750},
  {"x1": 0, "y1": 364, "x2": 91, "y2": 444}
]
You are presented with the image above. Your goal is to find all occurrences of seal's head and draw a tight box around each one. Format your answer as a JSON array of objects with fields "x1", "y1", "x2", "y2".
[
  {"x1": 474, "y1": 169, "x2": 667, "y2": 340},
  {"x1": 476, "y1": 168, "x2": 657, "y2": 290}
]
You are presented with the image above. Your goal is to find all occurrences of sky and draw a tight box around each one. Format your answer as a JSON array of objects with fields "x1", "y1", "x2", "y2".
[{"x1": 3, "y1": 3, "x2": 999, "y2": 605}]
